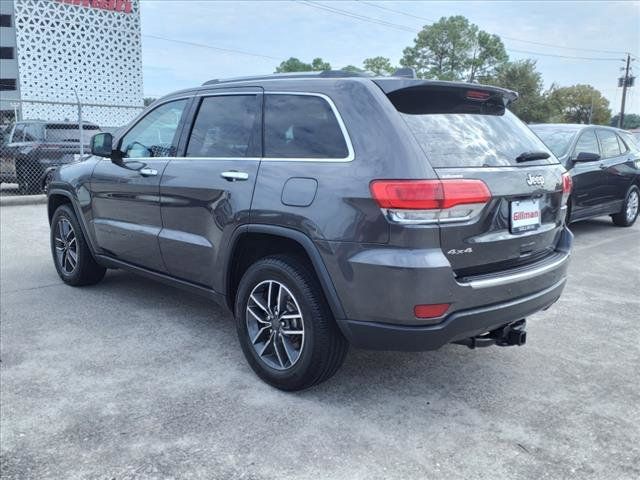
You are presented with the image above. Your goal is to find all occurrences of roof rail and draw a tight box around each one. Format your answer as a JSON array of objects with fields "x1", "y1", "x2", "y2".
[{"x1": 202, "y1": 70, "x2": 372, "y2": 86}]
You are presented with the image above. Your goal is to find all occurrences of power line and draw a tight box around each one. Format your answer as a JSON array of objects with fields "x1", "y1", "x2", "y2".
[
  {"x1": 297, "y1": 1, "x2": 414, "y2": 33},
  {"x1": 299, "y1": 1, "x2": 624, "y2": 62},
  {"x1": 506, "y1": 48, "x2": 622, "y2": 62},
  {"x1": 356, "y1": 0, "x2": 635, "y2": 57},
  {"x1": 357, "y1": 0, "x2": 435, "y2": 22},
  {"x1": 142, "y1": 34, "x2": 280, "y2": 61}
]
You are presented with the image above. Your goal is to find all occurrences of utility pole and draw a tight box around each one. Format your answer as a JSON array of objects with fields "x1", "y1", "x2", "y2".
[{"x1": 619, "y1": 53, "x2": 631, "y2": 129}]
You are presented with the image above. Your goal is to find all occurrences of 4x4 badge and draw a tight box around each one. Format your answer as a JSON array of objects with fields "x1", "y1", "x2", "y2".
[
  {"x1": 526, "y1": 173, "x2": 545, "y2": 187},
  {"x1": 448, "y1": 247, "x2": 473, "y2": 255}
]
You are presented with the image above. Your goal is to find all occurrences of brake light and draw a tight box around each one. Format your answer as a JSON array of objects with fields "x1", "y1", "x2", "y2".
[
  {"x1": 414, "y1": 303, "x2": 450, "y2": 319},
  {"x1": 370, "y1": 179, "x2": 491, "y2": 224},
  {"x1": 562, "y1": 172, "x2": 572, "y2": 194},
  {"x1": 466, "y1": 90, "x2": 491, "y2": 101}
]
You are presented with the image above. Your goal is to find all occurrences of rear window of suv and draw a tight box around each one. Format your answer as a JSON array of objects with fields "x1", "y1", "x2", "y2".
[{"x1": 392, "y1": 89, "x2": 558, "y2": 168}]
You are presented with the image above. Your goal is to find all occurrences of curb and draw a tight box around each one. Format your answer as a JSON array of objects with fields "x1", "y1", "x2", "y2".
[{"x1": 0, "y1": 194, "x2": 47, "y2": 207}]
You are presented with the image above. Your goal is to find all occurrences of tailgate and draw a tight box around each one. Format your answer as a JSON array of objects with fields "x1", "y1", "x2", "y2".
[
  {"x1": 436, "y1": 165, "x2": 566, "y2": 275},
  {"x1": 379, "y1": 80, "x2": 569, "y2": 276}
]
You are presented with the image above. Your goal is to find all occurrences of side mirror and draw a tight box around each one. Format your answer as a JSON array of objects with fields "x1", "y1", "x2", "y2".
[
  {"x1": 91, "y1": 132, "x2": 114, "y2": 158},
  {"x1": 573, "y1": 151, "x2": 600, "y2": 163}
]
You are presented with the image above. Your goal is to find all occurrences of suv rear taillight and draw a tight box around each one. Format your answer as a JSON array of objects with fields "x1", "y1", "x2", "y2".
[
  {"x1": 562, "y1": 172, "x2": 572, "y2": 205},
  {"x1": 370, "y1": 179, "x2": 491, "y2": 224},
  {"x1": 562, "y1": 172, "x2": 572, "y2": 194}
]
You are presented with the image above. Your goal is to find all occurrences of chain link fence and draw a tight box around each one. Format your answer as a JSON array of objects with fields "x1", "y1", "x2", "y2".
[{"x1": 1, "y1": 99, "x2": 143, "y2": 196}]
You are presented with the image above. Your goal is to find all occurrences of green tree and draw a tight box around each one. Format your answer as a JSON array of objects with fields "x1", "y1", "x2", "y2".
[
  {"x1": 311, "y1": 57, "x2": 331, "y2": 71},
  {"x1": 275, "y1": 57, "x2": 332, "y2": 73},
  {"x1": 469, "y1": 31, "x2": 509, "y2": 82},
  {"x1": 400, "y1": 15, "x2": 507, "y2": 81},
  {"x1": 363, "y1": 56, "x2": 395, "y2": 75},
  {"x1": 143, "y1": 97, "x2": 156, "y2": 107},
  {"x1": 486, "y1": 59, "x2": 550, "y2": 123},
  {"x1": 610, "y1": 113, "x2": 640, "y2": 129},
  {"x1": 548, "y1": 84, "x2": 611, "y2": 125}
]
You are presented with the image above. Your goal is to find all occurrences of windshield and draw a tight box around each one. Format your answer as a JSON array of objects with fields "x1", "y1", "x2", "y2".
[
  {"x1": 45, "y1": 124, "x2": 100, "y2": 143},
  {"x1": 530, "y1": 127, "x2": 580, "y2": 158},
  {"x1": 401, "y1": 110, "x2": 559, "y2": 168}
]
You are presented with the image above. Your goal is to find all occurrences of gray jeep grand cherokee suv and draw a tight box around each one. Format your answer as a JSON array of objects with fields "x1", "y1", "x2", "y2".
[{"x1": 47, "y1": 72, "x2": 573, "y2": 390}]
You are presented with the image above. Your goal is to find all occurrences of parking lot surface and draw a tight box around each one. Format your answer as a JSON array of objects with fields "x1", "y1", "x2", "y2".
[{"x1": 1, "y1": 203, "x2": 639, "y2": 480}]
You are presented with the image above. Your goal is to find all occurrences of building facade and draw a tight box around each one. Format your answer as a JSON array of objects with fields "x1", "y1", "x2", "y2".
[{"x1": 0, "y1": 0, "x2": 143, "y2": 127}]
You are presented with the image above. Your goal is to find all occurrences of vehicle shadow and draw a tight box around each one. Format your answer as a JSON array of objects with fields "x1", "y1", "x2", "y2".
[
  {"x1": 94, "y1": 268, "x2": 515, "y2": 405},
  {"x1": 568, "y1": 217, "x2": 617, "y2": 234}
]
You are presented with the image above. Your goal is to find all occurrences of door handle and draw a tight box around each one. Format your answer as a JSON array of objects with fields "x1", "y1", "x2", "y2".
[
  {"x1": 221, "y1": 171, "x2": 249, "y2": 182},
  {"x1": 599, "y1": 164, "x2": 607, "y2": 170},
  {"x1": 139, "y1": 167, "x2": 158, "y2": 176}
]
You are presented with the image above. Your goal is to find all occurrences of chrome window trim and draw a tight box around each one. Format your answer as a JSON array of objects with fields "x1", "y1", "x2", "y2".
[{"x1": 134, "y1": 92, "x2": 355, "y2": 163}]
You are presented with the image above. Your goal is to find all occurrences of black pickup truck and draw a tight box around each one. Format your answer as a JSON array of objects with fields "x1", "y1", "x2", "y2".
[{"x1": 0, "y1": 120, "x2": 100, "y2": 193}]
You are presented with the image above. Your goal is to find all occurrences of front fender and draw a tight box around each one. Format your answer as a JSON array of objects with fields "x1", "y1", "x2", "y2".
[{"x1": 47, "y1": 157, "x2": 101, "y2": 254}]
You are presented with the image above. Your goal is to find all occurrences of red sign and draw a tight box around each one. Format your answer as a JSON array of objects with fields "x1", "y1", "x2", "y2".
[{"x1": 55, "y1": 0, "x2": 133, "y2": 14}]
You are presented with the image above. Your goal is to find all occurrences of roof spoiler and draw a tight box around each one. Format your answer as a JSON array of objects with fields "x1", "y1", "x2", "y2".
[{"x1": 374, "y1": 79, "x2": 519, "y2": 106}]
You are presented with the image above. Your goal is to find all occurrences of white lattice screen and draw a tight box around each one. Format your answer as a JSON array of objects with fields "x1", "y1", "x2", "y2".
[{"x1": 13, "y1": 0, "x2": 143, "y2": 126}]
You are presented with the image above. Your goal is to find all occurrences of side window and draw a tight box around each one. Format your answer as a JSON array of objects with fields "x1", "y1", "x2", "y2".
[
  {"x1": 616, "y1": 133, "x2": 630, "y2": 154},
  {"x1": 264, "y1": 94, "x2": 349, "y2": 159},
  {"x1": 10, "y1": 124, "x2": 24, "y2": 143},
  {"x1": 23, "y1": 124, "x2": 43, "y2": 142},
  {"x1": 120, "y1": 99, "x2": 188, "y2": 158},
  {"x1": 186, "y1": 95, "x2": 260, "y2": 158},
  {"x1": 620, "y1": 132, "x2": 640, "y2": 152},
  {"x1": 573, "y1": 130, "x2": 600, "y2": 158},
  {"x1": 597, "y1": 130, "x2": 622, "y2": 159}
]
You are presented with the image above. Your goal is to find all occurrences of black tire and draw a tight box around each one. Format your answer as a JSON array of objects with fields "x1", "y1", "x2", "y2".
[
  {"x1": 611, "y1": 185, "x2": 640, "y2": 227},
  {"x1": 50, "y1": 204, "x2": 106, "y2": 286},
  {"x1": 235, "y1": 254, "x2": 348, "y2": 391}
]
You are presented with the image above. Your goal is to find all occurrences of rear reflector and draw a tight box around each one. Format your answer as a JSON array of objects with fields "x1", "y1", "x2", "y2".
[
  {"x1": 370, "y1": 179, "x2": 491, "y2": 224},
  {"x1": 414, "y1": 303, "x2": 450, "y2": 319}
]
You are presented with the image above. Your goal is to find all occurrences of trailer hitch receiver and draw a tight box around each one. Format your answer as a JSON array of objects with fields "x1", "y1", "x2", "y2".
[{"x1": 454, "y1": 319, "x2": 527, "y2": 349}]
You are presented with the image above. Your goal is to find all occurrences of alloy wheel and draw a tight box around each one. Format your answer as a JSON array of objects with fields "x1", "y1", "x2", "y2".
[
  {"x1": 245, "y1": 280, "x2": 305, "y2": 370},
  {"x1": 54, "y1": 218, "x2": 78, "y2": 274},
  {"x1": 626, "y1": 190, "x2": 639, "y2": 222}
]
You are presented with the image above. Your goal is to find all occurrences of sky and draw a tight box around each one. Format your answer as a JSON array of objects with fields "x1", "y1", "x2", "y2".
[{"x1": 140, "y1": 0, "x2": 640, "y2": 115}]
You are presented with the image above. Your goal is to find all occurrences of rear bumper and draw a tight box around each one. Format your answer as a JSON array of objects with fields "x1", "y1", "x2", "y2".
[
  {"x1": 339, "y1": 277, "x2": 567, "y2": 351},
  {"x1": 319, "y1": 227, "x2": 573, "y2": 328}
]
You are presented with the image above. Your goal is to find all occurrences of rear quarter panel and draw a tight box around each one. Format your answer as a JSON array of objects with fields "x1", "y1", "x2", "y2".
[{"x1": 251, "y1": 79, "x2": 435, "y2": 244}]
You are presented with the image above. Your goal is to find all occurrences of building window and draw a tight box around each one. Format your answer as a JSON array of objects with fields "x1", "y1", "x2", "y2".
[
  {"x1": 0, "y1": 14, "x2": 11, "y2": 27},
  {"x1": 0, "y1": 47, "x2": 14, "y2": 59},
  {"x1": 0, "y1": 79, "x2": 17, "y2": 91}
]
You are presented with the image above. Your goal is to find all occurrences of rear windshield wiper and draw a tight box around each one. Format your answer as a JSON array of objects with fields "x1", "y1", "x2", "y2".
[{"x1": 516, "y1": 151, "x2": 550, "y2": 163}]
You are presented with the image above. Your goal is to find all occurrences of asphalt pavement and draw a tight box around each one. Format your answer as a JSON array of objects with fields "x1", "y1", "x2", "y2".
[{"x1": 1, "y1": 203, "x2": 639, "y2": 479}]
